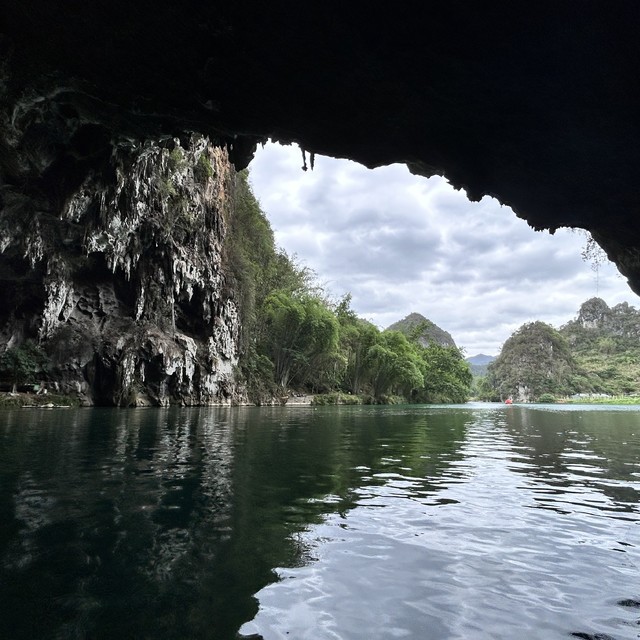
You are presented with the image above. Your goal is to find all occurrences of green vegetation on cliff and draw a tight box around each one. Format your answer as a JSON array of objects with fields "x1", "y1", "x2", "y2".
[
  {"x1": 228, "y1": 174, "x2": 472, "y2": 404},
  {"x1": 559, "y1": 298, "x2": 640, "y2": 396},
  {"x1": 486, "y1": 321, "x2": 579, "y2": 402},
  {"x1": 481, "y1": 298, "x2": 640, "y2": 402},
  {"x1": 0, "y1": 341, "x2": 49, "y2": 392}
]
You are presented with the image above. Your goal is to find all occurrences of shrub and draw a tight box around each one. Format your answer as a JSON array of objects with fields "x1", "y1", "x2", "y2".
[
  {"x1": 0, "y1": 341, "x2": 50, "y2": 390},
  {"x1": 312, "y1": 392, "x2": 363, "y2": 406},
  {"x1": 194, "y1": 153, "x2": 214, "y2": 182},
  {"x1": 167, "y1": 147, "x2": 186, "y2": 172}
]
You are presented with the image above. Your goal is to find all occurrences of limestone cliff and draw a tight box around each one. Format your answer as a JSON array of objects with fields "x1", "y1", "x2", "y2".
[
  {"x1": 568, "y1": 297, "x2": 640, "y2": 339},
  {"x1": 488, "y1": 321, "x2": 577, "y2": 402},
  {"x1": 558, "y1": 298, "x2": 640, "y2": 395},
  {"x1": 0, "y1": 135, "x2": 242, "y2": 406}
]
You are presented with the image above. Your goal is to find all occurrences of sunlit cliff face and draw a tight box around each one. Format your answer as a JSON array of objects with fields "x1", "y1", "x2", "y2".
[{"x1": 2, "y1": 3, "x2": 640, "y2": 290}]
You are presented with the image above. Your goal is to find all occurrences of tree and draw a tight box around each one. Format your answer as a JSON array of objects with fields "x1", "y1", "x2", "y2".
[
  {"x1": 415, "y1": 343, "x2": 472, "y2": 403},
  {"x1": 262, "y1": 291, "x2": 339, "y2": 390},
  {"x1": 333, "y1": 294, "x2": 379, "y2": 394},
  {"x1": 338, "y1": 320, "x2": 378, "y2": 394},
  {"x1": 365, "y1": 331, "x2": 423, "y2": 400},
  {"x1": 472, "y1": 375, "x2": 500, "y2": 402},
  {"x1": 227, "y1": 171, "x2": 324, "y2": 398}
]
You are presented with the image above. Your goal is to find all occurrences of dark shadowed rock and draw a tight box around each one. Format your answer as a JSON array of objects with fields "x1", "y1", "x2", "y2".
[{"x1": 2, "y1": 3, "x2": 640, "y2": 292}]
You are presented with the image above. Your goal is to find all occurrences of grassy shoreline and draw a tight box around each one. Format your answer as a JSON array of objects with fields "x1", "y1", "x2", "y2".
[{"x1": 561, "y1": 396, "x2": 640, "y2": 405}]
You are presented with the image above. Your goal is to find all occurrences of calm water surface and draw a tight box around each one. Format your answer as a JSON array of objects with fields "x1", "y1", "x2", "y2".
[{"x1": 1, "y1": 404, "x2": 639, "y2": 639}]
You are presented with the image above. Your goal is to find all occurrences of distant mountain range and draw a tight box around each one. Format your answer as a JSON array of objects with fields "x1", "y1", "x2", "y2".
[
  {"x1": 387, "y1": 312, "x2": 457, "y2": 348},
  {"x1": 465, "y1": 353, "x2": 496, "y2": 376}
]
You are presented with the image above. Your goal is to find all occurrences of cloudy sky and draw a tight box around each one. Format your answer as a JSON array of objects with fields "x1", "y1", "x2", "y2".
[{"x1": 248, "y1": 142, "x2": 639, "y2": 356}]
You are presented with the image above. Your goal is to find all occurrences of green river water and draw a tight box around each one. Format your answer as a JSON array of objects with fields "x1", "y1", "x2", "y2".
[{"x1": 1, "y1": 403, "x2": 639, "y2": 639}]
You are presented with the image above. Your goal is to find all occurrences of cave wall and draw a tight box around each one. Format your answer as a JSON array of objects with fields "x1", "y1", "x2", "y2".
[{"x1": 0, "y1": 134, "x2": 241, "y2": 406}]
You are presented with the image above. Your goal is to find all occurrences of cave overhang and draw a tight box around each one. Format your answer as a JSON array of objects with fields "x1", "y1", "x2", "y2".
[{"x1": 2, "y1": 3, "x2": 640, "y2": 292}]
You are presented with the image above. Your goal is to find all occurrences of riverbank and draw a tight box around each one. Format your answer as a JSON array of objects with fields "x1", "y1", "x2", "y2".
[
  {"x1": 0, "y1": 392, "x2": 81, "y2": 408},
  {"x1": 563, "y1": 396, "x2": 640, "y2": 405}
]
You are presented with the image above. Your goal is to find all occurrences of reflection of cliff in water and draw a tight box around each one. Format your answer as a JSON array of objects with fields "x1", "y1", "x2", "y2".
[
  {"x1": 0, "y1": 406, "x2": 471, "y2": 639},
  {"x1": 1, "y1": 408, "x2": 241, "y2": 638},
  {"x1": 502, "y1": 406, "x2": 640, "y2": 514}
]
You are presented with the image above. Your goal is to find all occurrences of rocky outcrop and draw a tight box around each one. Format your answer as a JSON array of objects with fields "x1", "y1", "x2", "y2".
[
  {"x1": 566, "y1": 297, "x2": 640, "y2": 340},
  {"x1": 575, "y1": 297, "x2": 612, "y2": 330},
  {"x1": 0, "y1": 135, "x2": 242, "y2": 406},
  {"x1": 488, "y1": 321, "x2": 577, "y2": 402}
]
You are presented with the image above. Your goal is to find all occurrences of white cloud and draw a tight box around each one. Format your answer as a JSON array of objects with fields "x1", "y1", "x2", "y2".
[{"x1": 248, "y1": 142, "x2": 638, "y2": 356}]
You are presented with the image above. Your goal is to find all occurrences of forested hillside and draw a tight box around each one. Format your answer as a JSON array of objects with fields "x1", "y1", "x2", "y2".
[
  {"x1": 225, "y1": 173, "x2": 472, "y2": 405},
  {"x1": 387, "y1": 313, "x2": 456, "y2": 348},
  {"x1": 479, "y1": 298, "x2": 640, "y2": 402},
  {"x1": 560, "y1": 298, "x2": 640, "y2": 396},
  {"x1": 466, "y1": 354, "x2": 495, "y2": 376},
  {"x1": 484, "y1": 322, "x2": 578, "y2": 402}
]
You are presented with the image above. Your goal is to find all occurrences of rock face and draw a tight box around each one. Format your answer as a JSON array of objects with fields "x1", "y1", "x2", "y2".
[
  {"x1": 565, "y1": 297, "x2": 640, "y2": 339},
  {"x1": 576, "y1": 297, "x2": 613, "y2": 330},
  {"x1": 488, "y1": 321, "x2": 576, "y2": 402},
  {"x1": 3, "y1": 4, "x2": 640, "y2": 293},
  {"x1": 0, "y1": 135, "x2": 242, "y2": 406}
]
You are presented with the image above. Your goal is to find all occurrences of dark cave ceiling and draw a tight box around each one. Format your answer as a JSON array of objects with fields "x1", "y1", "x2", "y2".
[{"x1": 2, "y1": 2, "x2": 640, "y2": 291}]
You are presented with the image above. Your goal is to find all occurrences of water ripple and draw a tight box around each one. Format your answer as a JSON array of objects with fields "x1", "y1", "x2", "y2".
[{"x1": 241, "y1": 406, "x2": 640, "y2": 640}]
